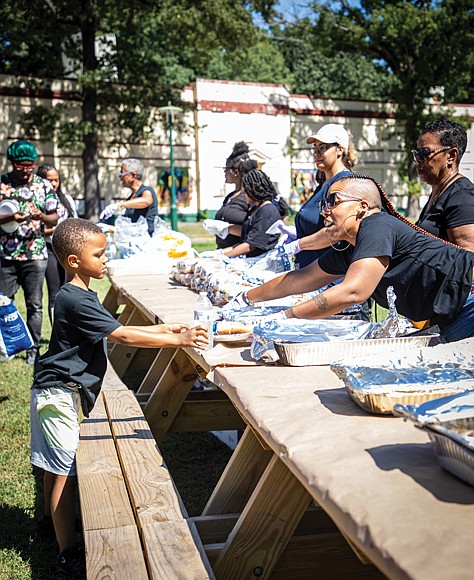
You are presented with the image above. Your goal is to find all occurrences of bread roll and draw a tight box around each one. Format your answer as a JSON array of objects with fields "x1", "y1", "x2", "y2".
[{"x1": 215, "y1": 321, "x2": 252, "y2": 335}]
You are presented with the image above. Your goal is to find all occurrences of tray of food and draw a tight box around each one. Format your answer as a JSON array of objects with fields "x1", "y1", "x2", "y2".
[
  {"x1": 394, "y1": 390, "x2": 474, "y2": 487},
  {"x1": 276, "y1": 335, "x2": 433, "y2": 367},
  {"x1": 331, "y1": 339, "x2": 474, "y2": 414}
]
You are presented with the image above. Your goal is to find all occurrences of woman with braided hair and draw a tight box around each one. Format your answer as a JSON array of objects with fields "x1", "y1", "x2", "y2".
[
  {"x1": 226, "y1": 174, "x2": 474, "y2": 343},
  {"x1": 218, "y1": 169, "x2": 288, "y2": 258},
  {"x1": 214, "y1": 141, "x2": 258, "y2": 249}
]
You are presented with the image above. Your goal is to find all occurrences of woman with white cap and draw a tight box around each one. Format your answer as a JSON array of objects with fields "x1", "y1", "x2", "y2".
[
  {"x1": 280, "y1": 124, "x2": 369, "y2": 319},
  {"x1": 292, "y1": 123, "x2": 358, "y2": 269}
]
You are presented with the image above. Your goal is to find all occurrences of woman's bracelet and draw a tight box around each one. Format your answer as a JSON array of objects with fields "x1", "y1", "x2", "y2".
[{"x1": 242, "y1": 291, "x2": 252, "y2": 306}]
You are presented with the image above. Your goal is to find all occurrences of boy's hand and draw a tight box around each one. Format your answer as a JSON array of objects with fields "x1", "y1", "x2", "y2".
[
  {"x1": 179, "y1": 325, "x2": 210, "y2": 349},
  {"x1": 166, "y1": 323, "x2": 190, "y2": 333}
]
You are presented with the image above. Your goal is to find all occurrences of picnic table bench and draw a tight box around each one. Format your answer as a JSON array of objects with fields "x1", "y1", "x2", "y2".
[{"x1": 76, "y1": 363, "x2": 214, "y2": 579}]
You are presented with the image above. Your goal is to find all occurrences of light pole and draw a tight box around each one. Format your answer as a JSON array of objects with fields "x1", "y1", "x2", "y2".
[{"x1": 158, "y1": 101, "x2": 183, "y2": 231}]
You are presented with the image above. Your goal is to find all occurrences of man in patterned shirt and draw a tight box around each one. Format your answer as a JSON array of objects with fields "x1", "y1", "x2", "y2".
[{"x1": 0, "y1": 140, "x2": 59, "y2": 365}]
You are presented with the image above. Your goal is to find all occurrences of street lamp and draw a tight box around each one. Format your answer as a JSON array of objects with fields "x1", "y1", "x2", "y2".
[{"x1": 158, "y1": 101, "x2": 183, "y2": 231}]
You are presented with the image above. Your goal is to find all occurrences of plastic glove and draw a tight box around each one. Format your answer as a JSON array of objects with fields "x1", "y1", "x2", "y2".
[
  {"x1": 221, "y1": 291, "x2": 251, "y2": 312},
  {"x1": 266, "y1": 240, "x2": 301, "y2": 261},
  {"x1": 199, "y1": 249, "x2": 225, "y2": 259},
  {"x1": 257, "y1": 310, "x2": 288, "y2": 324},
  {"x1": 282, "y1": 239, "x2": 301, "y2": 256},
  {"x1": 265, "y1": 220, "x2": 297, "y2": 239},
  {"x1": 99, "y1": 203, "x2": 120, "y2": 220}
]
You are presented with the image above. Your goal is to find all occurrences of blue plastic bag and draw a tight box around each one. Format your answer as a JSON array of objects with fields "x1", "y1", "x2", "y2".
[{"x1": 0, "y1": 295, "x2": 34, "y2": 360}]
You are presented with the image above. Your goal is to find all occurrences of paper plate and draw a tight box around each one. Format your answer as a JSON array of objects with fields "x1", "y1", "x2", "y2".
[
  {"x1": 0, "y1": 199, "x2": 20, "y2": 233},
  {"x1": 214, "y1": 333, "x2": 252, "y2": 343}
]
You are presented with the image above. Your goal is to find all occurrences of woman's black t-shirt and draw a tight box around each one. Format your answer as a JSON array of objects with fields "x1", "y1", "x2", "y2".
[
  {"x1": 240, "y1": 202, "x2": 281, "y2": 257},
  {"x1": 417, "y1": 176, "x2": 474, "y2": 241},
  {"x1": 318, "y1": 212, "x2": 474, "y2": 328},
  {"x1": 215, "y1": 191, "x2": 249, "y2": 249},
  {"x1": 124, "y1": 184, "x2": 158, "y2": 236}
]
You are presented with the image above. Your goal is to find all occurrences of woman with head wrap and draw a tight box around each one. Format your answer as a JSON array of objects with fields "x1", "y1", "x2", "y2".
[{"x1": 0, "y1": 140, "x2": 59, "y2": 364}]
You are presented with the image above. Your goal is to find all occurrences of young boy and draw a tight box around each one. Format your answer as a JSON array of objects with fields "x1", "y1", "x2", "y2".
[{"x1": 30, "y1": 218, "x2": 208, "y2": 579}]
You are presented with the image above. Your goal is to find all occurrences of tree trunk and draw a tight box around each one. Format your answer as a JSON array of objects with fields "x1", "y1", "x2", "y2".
[{"x1": 81, "y1": 2, "x2": 100, "y2": 220}]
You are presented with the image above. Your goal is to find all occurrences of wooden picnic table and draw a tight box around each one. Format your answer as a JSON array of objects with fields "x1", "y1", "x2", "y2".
[{"x1": 104, "y1": 273, "x2": 474, "y2": 580}]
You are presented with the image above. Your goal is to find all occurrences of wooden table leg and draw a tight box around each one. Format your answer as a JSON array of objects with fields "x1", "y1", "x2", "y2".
[
  {"x1": 202, "y1": 427, "x2": 273, "y2": 516},
  {"x1": 213, "y1": 454, "x2": 311, "y2": 580},
  {"x1": 136, "y1": 347, "x2": 177, "y2": 398},
  {"x1": 144, "y1": 349, "x2": 198, "y2": 443},
  {"x1": 102, "y1": 283, "x2": 119, "y2": 315}
]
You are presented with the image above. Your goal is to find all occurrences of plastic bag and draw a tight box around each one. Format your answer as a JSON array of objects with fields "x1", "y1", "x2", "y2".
[
  {"x1": 0, "y1": 294, "x2": 34, "y2": 360},
  {"x1": 113, "y1": 216, "x2": 150, "y2": 258},
  {"x1": 202, "y1": 219, "x2": 230, "y2": 239}
]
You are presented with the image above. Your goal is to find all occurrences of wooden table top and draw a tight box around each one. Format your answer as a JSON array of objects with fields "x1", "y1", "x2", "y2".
[{"x1": 110, "y1": 273, "x2": 474, "y2": 580}]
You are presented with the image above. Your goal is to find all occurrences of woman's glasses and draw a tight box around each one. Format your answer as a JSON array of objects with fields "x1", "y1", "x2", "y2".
[
  {"x1": 319, "y1": 192, "x2": 362, "y2": 213},
  {"x1": 12, "y1": 162, "x2": 35, "y2": 171},
  {"x1": 411, "y1": 146, "x2": 451, "y2": 163},
  {"x1": 119, "y1": 171, "x2": 132, "y2": 178},
  {"x1": 311, "y1": 143, "x2": 338, "y2": 156}
]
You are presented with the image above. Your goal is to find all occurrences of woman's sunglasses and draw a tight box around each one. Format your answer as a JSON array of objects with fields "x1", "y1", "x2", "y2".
[
  {"x1": 311, "y1": 143, "x2": 338, "y2": 156},
  {"x1": 411, "y1": 146, "x2": 452, "y2": 163},
  {"x1": 319, "y1": 192, "x2": 362, "y2": 213}
]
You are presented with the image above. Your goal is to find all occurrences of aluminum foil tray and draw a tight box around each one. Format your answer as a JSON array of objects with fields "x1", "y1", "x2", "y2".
[
  {"x1": 275, "y1": 335, "x2": 432, "y2": 367},
  {"x1": 426, "y1": 420, "x2": 474, "y2": 487},
  {"x1": 394, "y1": 390, "x2": 474, "y2": 486},
  {"x1": 331, "y1": 339, "x2": 474, "y2": 414}
]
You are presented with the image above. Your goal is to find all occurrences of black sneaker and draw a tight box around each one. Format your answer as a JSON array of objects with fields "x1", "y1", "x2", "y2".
[{"x1": 55, "y1": 545, "x2": 86, "y2": 579}]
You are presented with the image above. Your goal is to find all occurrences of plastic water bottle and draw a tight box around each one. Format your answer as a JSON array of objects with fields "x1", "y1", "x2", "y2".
[
  {"x1": 194, "y1": 292, "x2": 214, "y2": 351},
  {"x1": 105, "y1": 233, "x2": 117, "y2": 260}
]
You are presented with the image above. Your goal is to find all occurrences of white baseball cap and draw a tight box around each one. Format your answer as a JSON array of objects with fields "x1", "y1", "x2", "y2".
[{"x1": 306, "y1": 123, "x2": 349, "y2": 151}]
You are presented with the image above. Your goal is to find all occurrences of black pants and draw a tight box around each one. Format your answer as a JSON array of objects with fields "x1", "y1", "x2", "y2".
[
  {"x1": 45, "y1": 243, "x2": 65, "y2": 322},
  {"x1": 0, "y1": 258, "x2": 47, "y2": 350}
]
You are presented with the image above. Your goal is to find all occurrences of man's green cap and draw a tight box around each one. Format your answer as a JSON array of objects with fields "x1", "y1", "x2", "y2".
[{"x1": 7, "y1": 140, "x2": 38, "y2": 162}]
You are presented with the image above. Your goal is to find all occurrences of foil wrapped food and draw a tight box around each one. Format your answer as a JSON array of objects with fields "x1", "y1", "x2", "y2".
[{"x1": 332, "y1": 339, "x2": 474, "y2": 414}]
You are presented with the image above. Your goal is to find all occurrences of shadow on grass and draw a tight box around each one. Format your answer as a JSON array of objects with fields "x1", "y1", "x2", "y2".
[
  {"x1": 160, "y1": 432, "x2": 234, "y2": 516},
  {"x1": 0, "y1": 468, "x2": 57, "y2": 579}
]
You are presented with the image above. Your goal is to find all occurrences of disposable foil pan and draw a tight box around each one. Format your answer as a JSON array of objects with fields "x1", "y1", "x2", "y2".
[
  {"x1": 394, "y1": 391, "x2": 474, "y2": 486},
  {"x1": 274, "y1": 335, "x2": 432, "y2": 367},
  {"x1": 331, "y1": 339, "x2": 474, "y2": 414},
  {"x1": 425, "y1": 420, "x2": 474, "y2": 487}
]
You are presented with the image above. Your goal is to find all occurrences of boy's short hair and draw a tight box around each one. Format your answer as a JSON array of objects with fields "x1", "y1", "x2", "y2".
[{"x1": 53, "y1": 218, "x2": 103, "y2": 266}]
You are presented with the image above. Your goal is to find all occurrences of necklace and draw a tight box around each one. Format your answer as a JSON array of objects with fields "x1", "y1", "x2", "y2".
[{"x1": 429, "y1": 171, "x2": 461, "y2": 206}]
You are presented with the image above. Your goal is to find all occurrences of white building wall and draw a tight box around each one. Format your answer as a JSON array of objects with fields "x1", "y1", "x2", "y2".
[{"x1": 1, "y1": 74, "x2": 473, "y2": 220}]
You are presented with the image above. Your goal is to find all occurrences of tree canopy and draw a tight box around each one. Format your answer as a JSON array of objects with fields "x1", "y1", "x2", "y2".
[{"x1": 1, "y1": 0, "x2": 473, "y2": 217}]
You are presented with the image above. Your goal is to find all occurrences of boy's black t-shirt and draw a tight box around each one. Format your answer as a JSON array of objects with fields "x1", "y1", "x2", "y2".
[
  {"x1": 32, "y1": 284, "x2": 121, "y2": 415},
  {"x1": 318, "y1": 212, "x2": 474, "y2": 328},
  {"x1": 240, "y1": 202, "x2": 281, "y2": 257}
]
